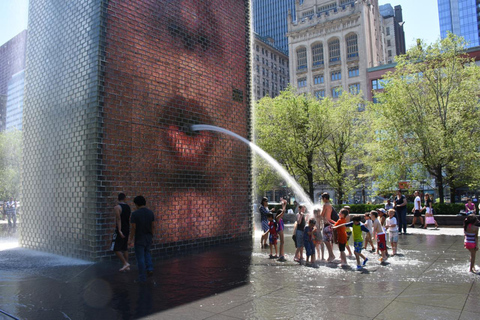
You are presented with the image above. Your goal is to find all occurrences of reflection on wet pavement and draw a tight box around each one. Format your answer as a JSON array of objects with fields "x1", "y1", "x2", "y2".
[{"x1": 1, "y1": 223, "x2": 479, "y2": 319}]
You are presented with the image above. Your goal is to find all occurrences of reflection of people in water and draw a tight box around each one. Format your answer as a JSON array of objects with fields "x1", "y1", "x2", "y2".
[{"x1": 104, "y1": 1, "x2": 250, "y2": 244}]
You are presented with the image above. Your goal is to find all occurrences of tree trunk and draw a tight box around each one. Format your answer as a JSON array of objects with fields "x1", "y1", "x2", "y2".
[
  {"x1": 436, "y1": 168, "x2": 445, "y2": 204},
  {"x1": 307, "y1": 153, "x2": 314, "y2": 202},
  {"x1": 450, "y1": 185, "x2": 456, "y2": 204}
]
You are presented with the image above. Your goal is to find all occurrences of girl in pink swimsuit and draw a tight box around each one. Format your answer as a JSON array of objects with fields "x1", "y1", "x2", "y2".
[{"x1": 464, "y1": 215, "x2": 479, "y2": 273}]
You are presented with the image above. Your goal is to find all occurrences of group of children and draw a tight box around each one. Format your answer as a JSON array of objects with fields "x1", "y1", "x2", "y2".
[{"x1": 263, "y1": 204, "x2": 401, "y2": 270}]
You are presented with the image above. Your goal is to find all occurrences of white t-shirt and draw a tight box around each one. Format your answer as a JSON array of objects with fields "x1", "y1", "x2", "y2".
[
  {"x1": 386, "y1": 217, "x2": 398, "y2": 233},
  {"x1": 414, "y1": 196, "x2": 422, "y2": 210}
]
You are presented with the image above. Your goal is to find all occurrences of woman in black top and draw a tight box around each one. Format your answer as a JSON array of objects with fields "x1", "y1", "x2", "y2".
[{"x1": 394, "y1": 190, "x2": 407, "y2": 234}]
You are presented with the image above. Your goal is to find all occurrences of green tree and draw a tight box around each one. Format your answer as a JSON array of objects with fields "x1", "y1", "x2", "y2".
[
  {"x1": 0, "y1": 129, "x2": 22, "y2": 200},
  {"x1": 255, "y1": 87, "x2": 332, "y2": 201},
  {"x1": 318, "y1": 91, "x2": 368, "y2": 204},
  {"x1": 369, "y1": 34, "x2": 480, "y2": 203}
]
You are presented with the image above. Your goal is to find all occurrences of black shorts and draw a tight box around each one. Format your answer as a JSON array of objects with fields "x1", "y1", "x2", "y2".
[
  {"x1": 338, "y1": 243, "x2": 346, "y2": 252},
  {"x1": 114, "y1": 232, "x2": 129, "y2": 251},
  {"x1": 414, "y1": 210, "x2": 422, "y2": 217}
]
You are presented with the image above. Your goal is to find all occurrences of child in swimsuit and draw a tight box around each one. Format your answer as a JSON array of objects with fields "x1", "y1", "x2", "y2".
[{"x1": 464, "y1": 215, "x2": 478, "y2": 273}]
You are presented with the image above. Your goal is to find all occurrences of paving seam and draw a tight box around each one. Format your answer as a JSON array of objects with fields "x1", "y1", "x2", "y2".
[
  {"x1": 458, "y1": 280, "x2": 475, "y2": 320},
  {"x1": 372, "y1": 234, "x2": 462, "y2": 319}
]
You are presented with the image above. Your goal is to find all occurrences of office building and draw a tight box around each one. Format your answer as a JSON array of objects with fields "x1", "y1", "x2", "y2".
[
  {"x1": 5, "y1": 70, "x2": 24, "y2": 131},
  {"x1": 253, "y1": 0, "x2": 296, "y2": 54},
  {"x1": 288, "y1": 0, "x2": 393, "y2": 99},
  {"x1": 0, "y1": 30, "x2": 27, "y2": 131},
  {"x1": 438, "y1": 0, "x2": 480, "y2": 48},
  {"x1": 253, "y1": 33, "x2": 289, "y2": 100},
  {"x1": 380, "y1": 3, "x2": 406, "y2": 63}
]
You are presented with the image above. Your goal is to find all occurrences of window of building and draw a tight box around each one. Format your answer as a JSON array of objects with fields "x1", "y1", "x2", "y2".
[
  {"x1": 298, "y1": 77, "x2": 307, "y2": 87},
  {"x1": 346, "y1": 33, "x2": 358, "y2": 58},
  {"x1": 348, "y1": 67, "x2": 359, "y2": 77},
  {"x1": 318, "y1": 2, "x2": 337, "y2": 14},
  {"x1": 372, "y1": 79, "x2": 385, "y2": 90},
  {"x1": 386, "y1": 27, "x2": 390, "y2": 36},
  {"x1": 388, "y1": 50, "x2": 392, "y2": 57},
  {"x1": 314, "y1": 90, "x2": 325, "y2": 99},
  {"x1": 387, "y1": 39, "x2": 391, "y2": 47},
  {"x1": 331, "y1": 70, "x2": 341, "y2": 81},
  {"x1": 328, "y1": 39, "x2": 340, "y2": 62},
  {"x1": 311, "y1": 42, "x2": 324, "y2": 67},
  {"x1": 262, "y1": 48, "x2": 264, "y2": 54},
  {"x1": 256, "y1": 65, "x2": 260, "y2": 73},
  {"x1": 296, "y1": 47, "x2": 307, "y2": 71},
  {"x1": 256, "y1": 55, "x2": 259, "y2": 61},
  {"x1": 331, "y1": 87, "x2": 342, "y2": 98},
  {"x1": 256, "y1": 45, "x2": 259, "y2": 52},
  {"x1": 314, "y1": 74, "x2": 324, "y2": 84},
  {"x1": 349, "y1": 83, "x2": 361, "y2": 94}
]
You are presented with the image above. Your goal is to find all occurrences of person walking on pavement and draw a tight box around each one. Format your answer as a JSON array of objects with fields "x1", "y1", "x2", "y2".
[
  {"x1": 113, "y1": 193, "x2": 132, "y2": 272},
  {"x1": 129, "y1": 196, "x2": 155, "y2": 283}
]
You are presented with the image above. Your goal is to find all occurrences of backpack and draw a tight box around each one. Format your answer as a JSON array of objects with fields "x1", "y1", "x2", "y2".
[{"x1": 331, "y1": 206, "x2": 339, "y2": 221}]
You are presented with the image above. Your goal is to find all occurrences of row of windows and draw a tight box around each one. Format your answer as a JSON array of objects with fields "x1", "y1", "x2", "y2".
[
  {"x1": 313, "y1": 84, "x2": 360, "y2": 99},
  {"x1": 255, "y1": 44, "x2": 287, "y2": 65},
  {"x1": 296, "y1": 34, "x2": 358, "y2": 71},
  {"x1": 298, "y1": 67, "x2": 360, "y2": 87}
]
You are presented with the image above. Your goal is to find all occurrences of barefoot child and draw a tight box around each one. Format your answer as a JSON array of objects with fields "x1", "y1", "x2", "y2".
[
  {"x1": 343, "y1": 215, "x2": 370, "y2": 270},
  {"x1": 313, "y1": 209, "x2": 325, "y2": 262},
  {"x1": 464, "y1": 215, "x2": 479, "y2": 273},
  {"x1": 304, "y1": 218, "x2": 316, "y2": 265},
  {"x1": 363, "y1": 213, "x2": 375, "y2": 251},
  {"x1": 371, "y1": 211, "x2": 387, "y2": 263},
  {"x1": 276, "y1": 199, "x2": 287, "y2": 262},
  {"x1": 263, "y1": 213, "x2": 278, "y2": 259},
  {"x1": 423, "y1": 193, "x2": 438, "y2": 229},
  {"x1": 343, "y1": 206, "x2": 354, "y2": 257},
  {"x1": 333, "y1": 209, "x2": 349, "y2": 267},
  {"x1": 385, "y1": 209, "x2": 398, "y2": 256}
]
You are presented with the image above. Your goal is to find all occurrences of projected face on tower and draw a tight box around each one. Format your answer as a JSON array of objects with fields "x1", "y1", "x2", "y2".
[{"x1": 104, "y1": 0, "x2": 250, "y2": 243}]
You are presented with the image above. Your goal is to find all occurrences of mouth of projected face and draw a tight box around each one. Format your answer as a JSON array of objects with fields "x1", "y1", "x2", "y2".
[{"x1": 162, "y1": 95, "x2": 215, "y2": 169}]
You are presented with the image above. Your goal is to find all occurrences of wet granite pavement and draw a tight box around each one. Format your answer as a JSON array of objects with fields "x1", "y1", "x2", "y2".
[{"x1": 1, "y1": 222, "x2": 479, "y2": 320}]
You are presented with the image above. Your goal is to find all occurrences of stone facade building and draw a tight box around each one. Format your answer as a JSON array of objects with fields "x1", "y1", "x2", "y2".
[
  {"x1": 287, "y1": 0, "x2": 403, "y2": 100},
  {"x1": 253, "y1": 33, "x2": 289, "y2": 100}
]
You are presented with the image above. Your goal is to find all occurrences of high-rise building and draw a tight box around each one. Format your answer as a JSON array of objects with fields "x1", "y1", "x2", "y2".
[
  {"x1": 438, "y1": 0, "x2": 480, "y2": 48},
  {"x1": 0, "y1": 30, "x2": 27, "y2": 131},
  {"x1": 288, "y1": 0, "x2": 399, "y2": 100},
  {"x1": 380, "y1": 4, "x2": 406, "y2": 63},
  {"x1": 5, "y1": 70, "x2": 24, "y2": 131},
  {"x1": 253, "y1": 33, "x2": 289, "y2": 100},
  {"x1": 252, "y1": 0, "x2": 296, "y2": 54}
]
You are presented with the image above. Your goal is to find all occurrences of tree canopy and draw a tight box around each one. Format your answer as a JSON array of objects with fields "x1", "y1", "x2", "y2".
[{"x1": 368, "y1": 33, "x2": 480, "y2": 203}]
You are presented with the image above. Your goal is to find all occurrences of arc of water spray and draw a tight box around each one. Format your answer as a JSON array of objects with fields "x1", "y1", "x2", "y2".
[{"x1": 191, "y1": 124, "x2": 314, "y2": 211}]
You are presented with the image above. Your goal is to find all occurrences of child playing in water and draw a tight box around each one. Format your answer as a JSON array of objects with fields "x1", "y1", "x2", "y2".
[
  {"x1": 333, "y1": 209, "x2": 349, "y2": 267},
  {"x1": 371, "y1": 211, "x2": 387, "y2": 263},
  {"x1": 343, "y1": 206, "x2": 354, "y2": 257},
  {"x1": 304, "y1": 218, "x2": 316, "y2": 265},
  {"x1": 313, "y1": 209, "x2": 325, "y2": 262},
  {"x1": 385, "y1": 209, "x2": 398, "y2": 256},
  {"x1": 276, "y1": 199, "x2": 287, "y2": 262},
  {"x1": 464, "y1": 215, "x2": 479, "y2": 273},
  {"x1": 263, "y1": 213, "x2": 278, "y2": 259},
  {"x1": 342, "y1": 215, "x2": 370, "y2": 270},
  {"x1": 363, "y1": 212, "x2": 375, "y2": 252}
]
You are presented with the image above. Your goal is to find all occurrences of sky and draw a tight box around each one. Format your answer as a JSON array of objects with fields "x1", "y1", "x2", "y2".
[{"x1": 0, "y1": 0, "x2": 441, "y2": 48}]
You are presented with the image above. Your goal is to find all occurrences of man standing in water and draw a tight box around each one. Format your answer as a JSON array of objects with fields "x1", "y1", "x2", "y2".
[
  {"x1": 129, "y1": 196, "x2": 155, "y2": 283},
  {"x1": 113, "y1": 193, "x2": 131, "y2": 272}
]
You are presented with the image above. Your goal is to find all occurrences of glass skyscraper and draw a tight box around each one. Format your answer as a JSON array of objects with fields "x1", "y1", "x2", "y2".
[
  {"x1": 438, "y1": 0, "x2": 480, "y2": 47},
  {"x1": 252, "y1": 0, "x2": 296, "y2": 54}
]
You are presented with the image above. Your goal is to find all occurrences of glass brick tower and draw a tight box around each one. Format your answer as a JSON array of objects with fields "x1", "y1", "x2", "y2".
[
  {"x1": 438, "y1": 0, "x2": 480, "y2": 47},
  {"x1": 252, "y1": 0, "x2": 296, "y2": 54}
]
